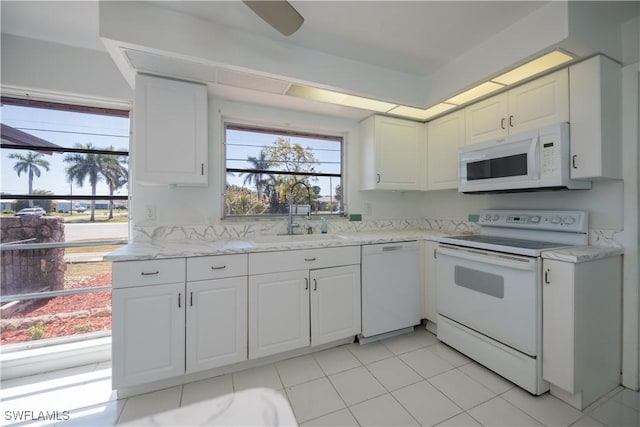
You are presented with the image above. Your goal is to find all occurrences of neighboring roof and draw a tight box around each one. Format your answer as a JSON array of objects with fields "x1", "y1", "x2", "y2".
[{"x1": 0, "y1": 123, "x2": 63, "y2": 153}]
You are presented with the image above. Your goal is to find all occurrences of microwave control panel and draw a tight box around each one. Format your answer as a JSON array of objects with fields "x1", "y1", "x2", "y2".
[{"x1": 540, "y1": 139, "x2": 558, "y2": 176}]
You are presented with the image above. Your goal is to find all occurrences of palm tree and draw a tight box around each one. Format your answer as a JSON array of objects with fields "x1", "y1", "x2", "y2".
[
  {"x1": 8, "y1": 151, "x2": 50, "y2": 207},
  {"x1": 100, "y1": 147, "x2": 128, "y2": 219},
  {"x1": 64, "y1": 143, "x2": 103, "y2": 222},
  {"x1": 243, "y1": 150, "x2": 274, "y2": 199}
]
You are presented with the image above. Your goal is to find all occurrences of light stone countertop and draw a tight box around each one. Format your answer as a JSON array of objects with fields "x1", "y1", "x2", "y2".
[
  {"x1": 541, "y1": 245, "x2": 624, "y2": 263},
  {"x1": 103, "y1": 229, "x2": 452, "y2": 262}
]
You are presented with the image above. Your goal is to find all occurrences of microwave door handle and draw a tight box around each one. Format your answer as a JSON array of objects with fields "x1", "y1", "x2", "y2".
[
  {"x1": 436, "y1": 245, "x2": 537, "y2": 271},
  {"x1": 529, "y1": 136, "x2": 541, "y2": 179}
]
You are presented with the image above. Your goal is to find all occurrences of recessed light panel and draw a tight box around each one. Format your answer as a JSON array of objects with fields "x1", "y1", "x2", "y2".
[
  {"x1": 445, "y1": 81, "x2": 505, "y2": 105},
  {"x1": 491, "y1": 50, "x2": 573, "y2": 85}
]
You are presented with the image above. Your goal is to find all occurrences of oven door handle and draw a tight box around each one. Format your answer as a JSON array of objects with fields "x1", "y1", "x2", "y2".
[{"x1": 436, "y1": 245, "x2": 537, "y2": 271}]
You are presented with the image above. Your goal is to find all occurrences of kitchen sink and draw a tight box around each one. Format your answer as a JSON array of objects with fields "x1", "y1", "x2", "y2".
[{"x1": 250, "y1": 234, "x2": 349, "y2": 245}]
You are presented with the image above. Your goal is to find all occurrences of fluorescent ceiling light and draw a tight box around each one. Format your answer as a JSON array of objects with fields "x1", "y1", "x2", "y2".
[
  {"x1": 445, "y1": 81, "x2": 504, "y2": 105},
  {"x1": 388, "y1": 103, "x2": 456, "y2": 120},
  {"x1": 286, "y1": 85, "x2": 396, "y2": 112},
  {"x1": 491, "y1": 50, "x2": 573, "y2": 85}
]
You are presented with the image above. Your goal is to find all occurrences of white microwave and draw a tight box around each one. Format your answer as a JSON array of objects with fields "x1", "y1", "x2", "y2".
[{"x1": 458, "y1": 122, "x2": 591, "y2": 193}]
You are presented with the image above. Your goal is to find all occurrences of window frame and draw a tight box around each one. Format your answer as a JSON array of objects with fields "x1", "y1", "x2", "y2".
[
  {"x1": 0, "y1": 94, "x2": 130, "y2": 349},
  {"x1": 223, "y1": 122, "x2": 345, "y2": 218}
]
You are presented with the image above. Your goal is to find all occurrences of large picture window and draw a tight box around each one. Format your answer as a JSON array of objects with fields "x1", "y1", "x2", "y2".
[
  {"x1": 0, "y1": 97, "x2": 129, "y2": 348},
  {"x1": 225, "y1": 124, "x2": 343, "y2": 217}
]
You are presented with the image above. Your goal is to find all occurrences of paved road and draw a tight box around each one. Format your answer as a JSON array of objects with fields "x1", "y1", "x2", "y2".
[{"x1": 64, "y1": 222, "x2": 129, "y2": 242}]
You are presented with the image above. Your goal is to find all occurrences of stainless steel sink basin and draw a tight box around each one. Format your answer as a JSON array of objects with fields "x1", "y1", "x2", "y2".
[{"x1": 250, "y1": 234, "x2": 349, "y2": 245}]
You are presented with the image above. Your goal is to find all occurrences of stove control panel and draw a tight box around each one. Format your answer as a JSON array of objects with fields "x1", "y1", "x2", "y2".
[{"x1": 479, "y1": 210, "x2": 588, "y2": 233}]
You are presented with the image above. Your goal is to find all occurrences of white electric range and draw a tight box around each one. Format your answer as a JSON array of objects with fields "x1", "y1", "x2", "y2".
[{"x1": 435, "y1": 209, "x2": 588, "y2": 395}]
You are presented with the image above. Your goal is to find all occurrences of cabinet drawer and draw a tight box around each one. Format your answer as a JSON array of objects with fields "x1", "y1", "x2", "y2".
[
  {"x1": 187, "y1": 254, "x2": 248, "y2": 281},
  {"x1": 249, "y1": 246, "x2": 360, "y2": 275},
  {"x1": 112, "y1": 258, "x2": 185, "y2": 288}
]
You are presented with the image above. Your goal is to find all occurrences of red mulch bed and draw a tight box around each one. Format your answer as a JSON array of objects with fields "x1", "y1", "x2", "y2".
[{"x1": 1, "y1": 273, "x2": 112, "y2": 345}]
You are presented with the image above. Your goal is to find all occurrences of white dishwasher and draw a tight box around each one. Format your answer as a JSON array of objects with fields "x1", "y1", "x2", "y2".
[{"x1": 360, "y1": 241, "x2": 421, "y2": 343}]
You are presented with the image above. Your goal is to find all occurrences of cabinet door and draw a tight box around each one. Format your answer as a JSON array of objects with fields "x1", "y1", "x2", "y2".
[
  {"x1": 508, "y1": 69, "x2": 569, "y2": 133},
  {"x1": 248, "y1": 271, "x2": 309, "y2": 359},
  {"x1": 371, "y1": 116, "x2": 426, "y2": 190},
  {"x1": 542, "y1": 259, "x2": 576, "y2": 393},
  {"x1": 426, "y1": 110, "x2": 465, "y2": 190},
  {"x1": 186, "y1": 277, "x2": 247, "y2": 373},
  {"x1": 569, "y1": 55, "x2": 621, "y2": 180},
  {"x1": 310, "y1": 265, "x2": 361, "y2": 346},
  {"x1": 465, "y1": 93, "x2": 508, "y2": 144},
  {"x1": 135, "y1": 74, "x2": 208, "y2": 185},
  {"x1": 112, "y1": 282, "x2": 185, "y2": 388}
]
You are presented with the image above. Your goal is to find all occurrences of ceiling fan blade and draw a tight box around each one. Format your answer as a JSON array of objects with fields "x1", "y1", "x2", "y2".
[{"x1": 243, "y1": 1, "x2": 304, "y2": 36}]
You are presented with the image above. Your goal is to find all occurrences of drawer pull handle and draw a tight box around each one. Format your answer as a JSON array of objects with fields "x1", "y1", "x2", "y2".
[
  {"x1": 141, "y1": 271, "x2": 159, "y2": 276},
  {"x1": 500, "y1": 117, "x2": 506, "y2": 130},
  {"x1": 509, "y1": 115, "x2": 514, "y2": 127},
  {"x1": 211, "y1": 265, "x2": 227, "y2": 270},
  {"x1": 572, "y1": 155, "x2": 578, "y2": 169},
  {"x1": 304, "y1": 257, "x2": 317, "y2": 262}
]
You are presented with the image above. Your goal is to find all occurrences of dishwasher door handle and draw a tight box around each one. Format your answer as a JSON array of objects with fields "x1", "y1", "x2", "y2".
[{"x1": 382, "y1": 245, "x2": 403, "y2": 252}]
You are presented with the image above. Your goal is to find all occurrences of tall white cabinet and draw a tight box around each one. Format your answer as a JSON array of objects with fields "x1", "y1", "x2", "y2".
[
  {"x1": 569, "y1": 55, "x2": 622, "y2": 180},
  {"x1": 134, "y1": 74, "x2": 208, "y2": 185},
  {"x1": 542, "y1": 255, "x2": 622, "y2": 410},
  {"x1": 360, "y1": 115, "x2": 426, "y2": 191}
]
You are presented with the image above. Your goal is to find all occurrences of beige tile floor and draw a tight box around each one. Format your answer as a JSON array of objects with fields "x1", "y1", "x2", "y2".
[{"x1": 1, "y1": 327, "x2": 639, "y2": 426}]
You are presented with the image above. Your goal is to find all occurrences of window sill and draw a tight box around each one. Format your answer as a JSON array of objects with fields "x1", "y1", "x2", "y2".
[{"x1": 1, "y1": 336, "x2": 111, "y2": 380}]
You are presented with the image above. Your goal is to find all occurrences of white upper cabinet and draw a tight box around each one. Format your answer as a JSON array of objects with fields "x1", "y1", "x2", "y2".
[
  {"x1": 360, "y1": 115, "x2": 427, "y2": 191},
  {"x1": 465, "y1": 69, "x2": 569, "y2": 144},
  {"x1": 569, "y1": 55, "x2": 622, "y2": 180},
  {"x1": 134, "y1": 74, "x2": 208, "y2": 185},
  {"x1": 426, "y1": 110, "x2": 466, "y2": 190}
]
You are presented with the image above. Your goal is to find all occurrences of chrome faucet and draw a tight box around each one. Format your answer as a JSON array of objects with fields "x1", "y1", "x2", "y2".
[{"x1": 287, "y1": 181, "x2": 312, "y2": 235}]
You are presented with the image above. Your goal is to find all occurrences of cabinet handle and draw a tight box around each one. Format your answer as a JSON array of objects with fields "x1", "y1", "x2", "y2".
[
  {"x1": 509, "y1": 115, "x2": 514, "y2": 127},
  {"x1": 433, "y1": 248, "x2": 437, "y2": 259},
  {"x1": 500, "y1": 117, "x2": 506, "y2": 130},
  {"x1": 190, "y1": 292, "x2": 193, "y2": 307},
  {"x1": 211, "y1": 265, "x2": 226, "y2": 270},
  {"x1": 572, "y1": 155, "x2": 578, "y2": 169},
  {"x1": 313, "y1": 278, "x2": 317, "y2": 291},
  {"x1": 141, "y1": 271, "x2": 159, "y2": 276},
  {"x1": 305, "y1": 278, "x2": 309, "y2": 290},
  {"x1": 201, "y1": 163, "x2": 204, "y2": 176},
  {"x1": 544, "y1": 269, "x2": 551, "y2": 284},
  {"x1": 178, "y1": 293, "x2": 182, "y2": 308},
  {"x1": 376, "y1": 173, "x2": 381, "y2": 183},
  {"x1": 304, "y1": 257, "x2": 317, "y2": 262}
]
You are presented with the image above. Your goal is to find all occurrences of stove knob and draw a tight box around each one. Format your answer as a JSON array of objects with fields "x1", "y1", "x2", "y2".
[
  {"x1": 551, "y1": 216, "x2": 562, "y2": 225},
  {"x1": 484, "y1": 214, "x2": 492, "y2": 221},
  {"x1": 530, "y1": 215, "x2": 541, "y2": 223},
  {"x1": 492, "y1": 214, "x2": 500, "y2": 221},
  {"x1": 564, "y1": 216, "x2": 576, "y2": 225}
]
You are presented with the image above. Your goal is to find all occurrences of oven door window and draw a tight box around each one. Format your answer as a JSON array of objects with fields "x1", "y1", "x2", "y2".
[{"x1": 454, "y1": 266, "x2": 504, "y2": 298}]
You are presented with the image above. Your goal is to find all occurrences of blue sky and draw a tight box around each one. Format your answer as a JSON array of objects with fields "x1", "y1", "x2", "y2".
[{"x1": 1, "y1": 105, "x2": 129, "y2": 196}]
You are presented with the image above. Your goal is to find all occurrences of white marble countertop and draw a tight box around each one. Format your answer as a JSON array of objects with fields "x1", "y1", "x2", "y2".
[
  {"x1": 103, "y1": 229, "x2": 452, "y2": 262},
  {"x1": 542, "y1": 245, "x2": 624, "y2": 263}
]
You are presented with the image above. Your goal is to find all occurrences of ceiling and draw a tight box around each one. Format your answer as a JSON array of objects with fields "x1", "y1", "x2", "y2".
[{"x1": 1, "y1": 1, "x2": 548, "y2": 77}]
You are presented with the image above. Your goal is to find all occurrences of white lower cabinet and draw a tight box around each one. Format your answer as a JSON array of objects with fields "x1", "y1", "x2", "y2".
[
  {"x1": 248, "y1": 247, "x2": 361, "y2": 360},
  {"x1": 112, "y1": 282, "x2": 186, "y2": 388},
  {"x1": 542, "y1": 256, "x2": 622, "y2": 409},
  {"x1": 186, "y1": 277, "x2": 247, "y2": 373},
  {"x1": 112, "y1": 255, "x2": 248, "y2": 388}
]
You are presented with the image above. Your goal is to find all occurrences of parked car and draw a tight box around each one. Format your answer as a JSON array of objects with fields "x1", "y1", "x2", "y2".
[{"x1": 15, "y1": 207, "x2": 47, "y2": 217}]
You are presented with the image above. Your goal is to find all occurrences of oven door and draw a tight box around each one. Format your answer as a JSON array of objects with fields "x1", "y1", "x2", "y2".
[
  {"x1": 436, "y1": 244, "x2": 540, "y2": 356},
  {"x1": 458, "y1": 129, "x2": 540, "y2": 193}
]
